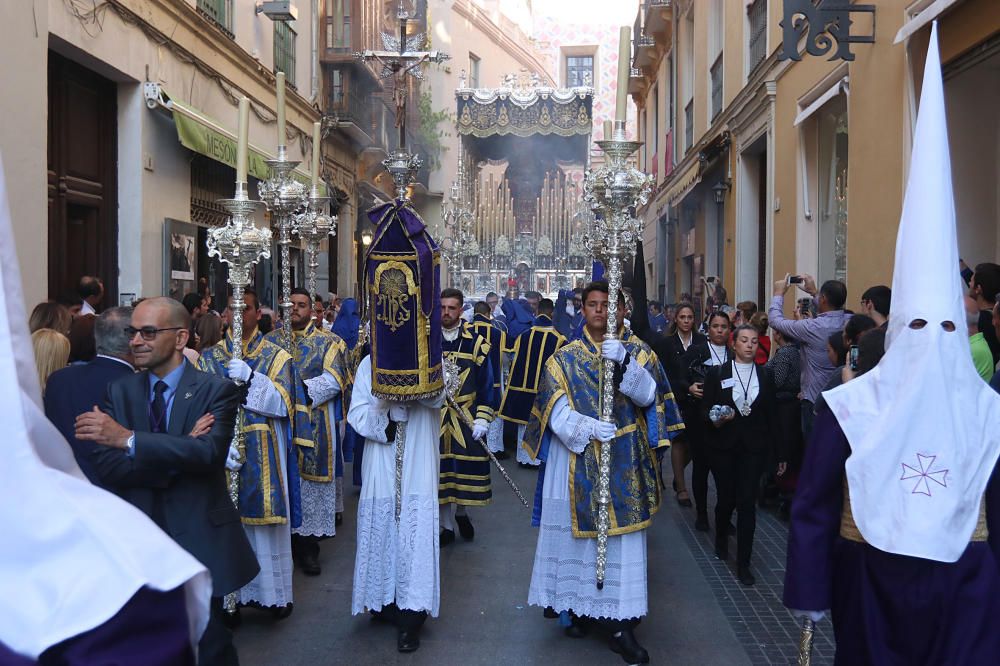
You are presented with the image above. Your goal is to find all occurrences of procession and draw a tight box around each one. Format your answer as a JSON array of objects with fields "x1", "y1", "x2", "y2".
[{"x1": 4, "y1": 1, "x2": 1000, "y2": 665}]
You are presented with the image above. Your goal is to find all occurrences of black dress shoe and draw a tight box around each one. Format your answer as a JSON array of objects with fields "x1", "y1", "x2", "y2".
[
  {"x1": 455, "y1": 514, "x2": 475, "y2": 541},
  {"x1": 272, "y1": 603, "x2": 294, "y2": 620},
  {"x1": 440, "y1": 529, "x2": 455, "y2": 547},
  {"x1": 222, "y1": 607, "x2": 242, "y2": 629},
  {"x1": 695, "y1": 514, "x2": 710, "y2": 532},
  {"x1": 609, "y1": 628, "x2": 650, "y2": 664},
  {"x1": 543, "y1": 606, "x2": 558, "y2": 619},
  {"x1": 737, "y1": 566, "x2": 756, "y2": 586},
  {"x1": 564, "y1": 615, "x2": 588, "y2": 638},
  {"x1": 495, "y1": 450, "x2": 510, "y2": 460},
  {"x1": 714, "y1": 544, "x2": 729, "y2": 561},
  {"x1": 299, "y1": 551, "x2": 321, "y2": 576},
  {"x1": 397, "y1": 629, "x2": 421, "y2": 653},
  {"x1": 335, "y1": 512, "x2": 343, "y2": 527},
  {"x1": 675, "y1": 491, "x2": 693, "y2": 508}
]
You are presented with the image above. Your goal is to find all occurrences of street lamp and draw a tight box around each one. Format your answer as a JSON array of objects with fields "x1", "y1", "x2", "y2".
[
  {"x1": 361, "y1": 230, "x2": 373, "y2": 246},
  {"x1": 711, "y1": 180, "x2": 730, "y2": 282}
]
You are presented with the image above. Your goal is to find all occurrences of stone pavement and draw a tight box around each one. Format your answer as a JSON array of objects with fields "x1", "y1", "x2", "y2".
[{"x1": 235, "y1": 460, "x2": 832, "y2": 665}]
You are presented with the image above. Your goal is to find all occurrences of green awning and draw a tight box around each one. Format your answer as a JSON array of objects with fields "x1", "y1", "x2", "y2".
[{"x1": 169, "y1": 98, "x2": 325, "y2": 195}]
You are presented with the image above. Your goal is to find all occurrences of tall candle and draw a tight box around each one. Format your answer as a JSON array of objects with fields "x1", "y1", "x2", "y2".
[
  {"x1": 276, "y1": 72, "x2": 286, "y2": 147},
  {"x1": 616, "y1": 26, "x2": 631, "y2": 124},
  {"x1": 311, "y1": 121, "x2": 321, "y2": 188},
  {"x1": 604, "y1": 120, "x2": 613, "y2": 140},
  {"x1": 236, "y1": 96, "x2": 250, "y2": 184}
]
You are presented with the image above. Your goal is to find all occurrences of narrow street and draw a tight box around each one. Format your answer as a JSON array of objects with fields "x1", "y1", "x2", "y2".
[{"x1": 236, "y1": 461, "x2": 834, "y2": 665}]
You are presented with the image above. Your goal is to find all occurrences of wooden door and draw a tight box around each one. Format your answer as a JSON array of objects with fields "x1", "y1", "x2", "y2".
[{"x1": 47, "y1": 52, "x2": 118, "y2": 303}]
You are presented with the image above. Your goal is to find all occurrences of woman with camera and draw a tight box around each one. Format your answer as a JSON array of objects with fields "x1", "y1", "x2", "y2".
[
  {"x1": 674, "y1": 310, "x2": 733, "y2": 530},
  {"x1": 654, "y1": 303, "x2": 705, "y2": 507},
  {"x1": 702, "y1": 324, "x2": 784, "y2": 586}
]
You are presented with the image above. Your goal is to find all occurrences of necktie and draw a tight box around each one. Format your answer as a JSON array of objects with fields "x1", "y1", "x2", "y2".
[{"x1": 151, "y1": 380, "x2": 168, "y2": 433}]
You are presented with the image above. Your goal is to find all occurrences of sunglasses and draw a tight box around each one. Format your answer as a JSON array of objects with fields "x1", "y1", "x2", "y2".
[{"x1": 125, "y1": 326, "x2": 184, "y2": 341}]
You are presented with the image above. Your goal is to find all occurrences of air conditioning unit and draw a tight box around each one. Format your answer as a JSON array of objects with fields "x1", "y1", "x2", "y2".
[{"x1": 256, "y1": 1, "x2": 298, "y2": 21}]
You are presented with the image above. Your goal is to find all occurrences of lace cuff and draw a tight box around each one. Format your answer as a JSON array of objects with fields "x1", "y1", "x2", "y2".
[
  {"x1": 366, "y1": 409, "x2": 391, "y2": 444},
  {"x1": 305, "y1": 372, "x2": 341, "y2": 405},
  {"x1": 619, "y1": 355, "x2": 656, "y2": 407},
  {"x1": 244, "y1": 372, "x2": 288, "y2": 417}
]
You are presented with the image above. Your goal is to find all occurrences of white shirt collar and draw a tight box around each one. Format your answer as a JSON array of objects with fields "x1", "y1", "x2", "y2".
[{"x1": 96, "y1": 354, "x2": 135, "y2": 372}]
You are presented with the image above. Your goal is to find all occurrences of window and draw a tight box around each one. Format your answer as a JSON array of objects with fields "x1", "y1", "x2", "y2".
[
  {"x1": 197, "y1": 0, "x2": 232, "y2": 35},
  {"x1": 469, "y1": 53, "x2": 481, "y2": 88},
  {"x1": 747, "y1": 0, "x2": 767, "y2": 73},
  {"x1": 274, "y1": 21, "x2": 297, "y2": 85},
  {"x1": 329, "y1": 69, "x2": 344, "y2": 106},
  {"x1": 816, "y1": 95, "x2": 849, "y2": 283},
  {"x1": 652, "y1": 84, "x2": 659, "y2": 160},
  {"x1": 566, "y1": 55, "x2": 594, "y2": 88},
  {"x1": 326, "y1": 0, "x2": 351, "y2": 51},
  {"x1": 710, "y1": 55, "x2": 724, "y2": 120},
  {"x1": 684, "y1": 100, "x2": 694, "y2": 152}
]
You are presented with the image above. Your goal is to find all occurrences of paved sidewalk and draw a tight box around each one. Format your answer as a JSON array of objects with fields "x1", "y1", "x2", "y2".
[{"x1": 236, "y1": 460, "x2": 752, "y2": 665}]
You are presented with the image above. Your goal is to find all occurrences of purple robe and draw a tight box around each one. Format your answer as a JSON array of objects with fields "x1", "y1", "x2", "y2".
[
  {"x1": 784, "y1": 407, "x2": 1000, "y2": 665},
  {"x1": 0, "y1": 586, "x2": 194, "y2": 666}
]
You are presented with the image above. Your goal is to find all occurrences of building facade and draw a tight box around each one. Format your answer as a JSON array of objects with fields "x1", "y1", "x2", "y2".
[
  {"x1": 4, "y1": 0, "x2": 361, "y2": 310},
  {"x1": 632, "y1": 0, "x2": 1000, "y2": 316}
]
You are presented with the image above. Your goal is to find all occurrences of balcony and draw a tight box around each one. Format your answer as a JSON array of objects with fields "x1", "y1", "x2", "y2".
[
  {"x1": 634, "y1": 34, "x2": 658, "y2": 70},
  {"x1": 644, "y1": 0, "x2": 672, "y2": 40},
  {"x1": 328, "y1": 90, "x2": 376, "y2": 147}
]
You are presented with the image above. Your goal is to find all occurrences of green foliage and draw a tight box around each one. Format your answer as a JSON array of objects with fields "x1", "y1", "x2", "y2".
[{"x1": 416, "y1": 91, "x2": 452, "y2": 170}]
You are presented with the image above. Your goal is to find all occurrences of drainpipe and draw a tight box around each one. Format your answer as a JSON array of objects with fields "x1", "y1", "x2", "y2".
[{"x1": 311, "y1": 0, "x2": 320, "y2": 103}]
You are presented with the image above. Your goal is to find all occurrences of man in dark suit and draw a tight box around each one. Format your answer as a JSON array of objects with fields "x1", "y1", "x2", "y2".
[
  {"x1": 76, "y1": 297, "x2": 259, "y2": 666},
  {"x1": 44, "y1": 306, "x2": 135, "y2": 485}
]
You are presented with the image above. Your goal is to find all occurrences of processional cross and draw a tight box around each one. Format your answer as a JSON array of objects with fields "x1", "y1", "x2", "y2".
[{"x1": 355, "y1": 2, "x2": 449, "y2": 153}]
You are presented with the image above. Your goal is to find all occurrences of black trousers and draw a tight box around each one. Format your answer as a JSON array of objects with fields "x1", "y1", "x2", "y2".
[
  {"x1": 682, "y1": 415, "x2": 711, "y2": 516},
  {"x1": 200, "y1": 597, "x2": 239, "y2": 666},
  {"x1": 708, "y1": 446, "x2": 766, "y2": 567}
]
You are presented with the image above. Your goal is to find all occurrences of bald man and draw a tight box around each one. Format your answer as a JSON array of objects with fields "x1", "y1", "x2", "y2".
[{"x1": 78, "y1": 297, "x2": 259, "y2": 666}]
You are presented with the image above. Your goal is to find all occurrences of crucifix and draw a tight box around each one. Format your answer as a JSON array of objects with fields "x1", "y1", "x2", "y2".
[{"x1": 355, "y1": 1, "x2": 450, "y2": 153}]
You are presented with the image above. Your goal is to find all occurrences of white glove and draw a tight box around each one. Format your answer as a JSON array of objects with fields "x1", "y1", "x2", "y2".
[
  {"x1": 227, "y1": 358, "x2": 252, "y2": 383},
  {"x1": 591, "y1": 419, "x2": 617, "y2": 443},
  {"x1": 565, "y1": 302, "x2": 575, "y2": 316},
  {"x1": 493, "y1": 304, "x2": 504, "y2": 319},
  {"x1": 389, "y1": 404, "x2": 409, "y2": 423},
  {"x1": 601, "y1": 339, "x2": 626, "y2": 363},
  {"x1": 225, "y1": 445, "x2": 243, "y2": 471},
  {"x1": 471, "y1": 418, "x2": 489, "y2": 440},
  {"x1": 790, "y1": 609, "x2": 827, "y2": 623}
]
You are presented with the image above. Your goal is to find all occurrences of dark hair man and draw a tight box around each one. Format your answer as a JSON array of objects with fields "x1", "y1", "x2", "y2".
[
  {"x1": 522, "y1": 279, "x2": 684, "y2": 663},
  {"x1": 970, "y1": 263, "x2": 1000, "y2": 364},
  {"x1": 264, "y1": 286, "x2": 350, "y2": 575},
  {"x1": 860, "y1": 285, "x2": 891, "y2": 328},
  {"x1": 769, "y1": 274, "x2": 851, "y2": 439},
  {"x1": 524, "y1": 290, "x2": 542, "y2": 315},
  {"x1": 438, "y1": 288, "x2": 497, "y2": 545},
  {"x1": 200, "y1": 289, "x2": 307, "y2": 618},
  {"x1": 76, "y1": 297, "x2": 258, "y2": 664},
  {"x1": 537, "y1": 298, "x2": 554, "y2": 316},
  {"x1": 78, "y1": 276, "x2": 104, "y2": 316}
]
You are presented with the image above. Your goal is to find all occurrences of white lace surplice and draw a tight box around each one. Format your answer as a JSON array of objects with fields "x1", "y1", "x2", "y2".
[
  {"x1": 527, "y1": 376, "x2": 655, "y2": 620},
  {"x1": 238, "y1": 373, "x2": 294, "y2": 608},
  {"x1": 348, "y1": 356, "x2": 442, "y2": 616},
  {"x1": 515, "y1": 423, "x2": 540, "y2": 466}
]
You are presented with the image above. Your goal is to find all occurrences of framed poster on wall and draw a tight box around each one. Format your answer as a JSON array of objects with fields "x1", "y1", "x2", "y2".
[{"x1": 164, "y1": 218, "x2": 198, "y2": 301}]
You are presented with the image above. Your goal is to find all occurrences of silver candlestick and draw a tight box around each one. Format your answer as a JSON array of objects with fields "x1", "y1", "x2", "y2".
[
  {"x1": 258, "y1": 145, "x2": 309, "y2": 349},
  {"x1": 207, "y1": 181, "x2": 271, "y2": 613},
  {"x1": 293, "y1": 185, "x2": 337, "y2": 300},
  {"x1": 582, "y1": 120, "x2": 654, "y2": 590}
]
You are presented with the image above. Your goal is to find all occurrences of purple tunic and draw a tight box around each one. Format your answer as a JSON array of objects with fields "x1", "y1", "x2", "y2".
[
  {"x1": 0, "y1": 586, "x2": 194, "y2": 666},
  {"x1": 784, "y1": 407, "x2": 1000, "y2": 665}
]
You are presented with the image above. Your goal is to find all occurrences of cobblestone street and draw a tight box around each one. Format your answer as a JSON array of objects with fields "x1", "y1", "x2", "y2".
[{"x1": 237, "y1": 460, "x2": 833, "y2": 665}]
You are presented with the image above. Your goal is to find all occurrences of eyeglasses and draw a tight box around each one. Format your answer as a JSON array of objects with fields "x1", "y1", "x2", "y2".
[{"x1": 125, "y1": 326, "x2": 184, "y2": 341}]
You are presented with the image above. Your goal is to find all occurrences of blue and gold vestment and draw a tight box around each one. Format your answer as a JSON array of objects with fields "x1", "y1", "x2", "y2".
[
  {"x1": 523, "y1": 328, "x2": 685, "y2": 537},
  {"x1": 440, "y1": 323, "x2": 497, "y2": 505},
  {"x1": 199, "y1": 329, "x2": 311, "y2": 525},
  {"x1": 265, "y1": 321, "x2": 347, "y2": 482}
]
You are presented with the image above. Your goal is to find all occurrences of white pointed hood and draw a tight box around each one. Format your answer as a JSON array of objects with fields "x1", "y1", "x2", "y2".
[
  {"x1": 0, "y1": 156, "x2": 211, "y2": 657},
  {"x1": 823, "y1": 23, "x2": 1000, "y2": 562}
]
